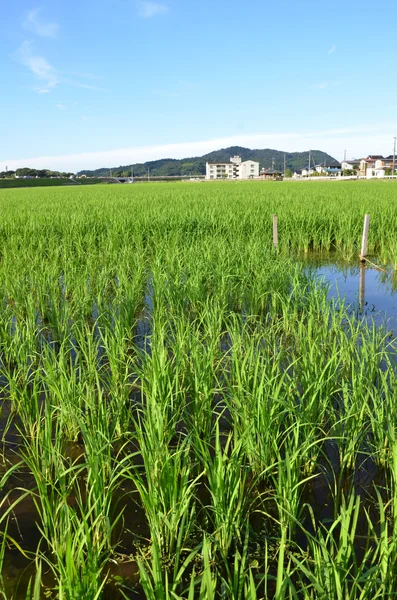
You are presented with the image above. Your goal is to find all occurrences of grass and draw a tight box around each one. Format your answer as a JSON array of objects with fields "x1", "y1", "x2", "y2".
[
  {"x1": 0, "y1": 180, "x2": 396, "y2": 598},
  {"x1": 0, "y1": 178, "x2": 105, "y2": 189}
]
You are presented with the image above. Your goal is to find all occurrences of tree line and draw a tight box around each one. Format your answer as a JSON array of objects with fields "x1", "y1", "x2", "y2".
[{"x1": 0, "y1": 168, "x2": 74, "y2": 179}]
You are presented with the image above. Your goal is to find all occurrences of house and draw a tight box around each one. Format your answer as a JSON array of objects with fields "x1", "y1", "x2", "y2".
[
  {"x1": 374, "y1": 155, "x2": 395, "y2": 177},
  {"x1": 260, "y1": 169, "x2": 283, "y2": 180},
  {"x1": 301, "y1": 166, "x2": 316, "y2": 177},
  {"x1": 359, "y1": 155, "x2": 384, "y2": 178},
  {"x1": 315, "y1": 161, "x2": 341, "y2": 175},
  {"x1": 341, "y1": 160, "x2": 360, "y2": 172},
  {"x1": 205, "y1": 155, "x2": 259, "y2": 180}
]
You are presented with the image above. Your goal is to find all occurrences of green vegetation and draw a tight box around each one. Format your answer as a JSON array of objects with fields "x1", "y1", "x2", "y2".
[
  {"x1": 0, "y1": 178, "x2": 104, "y2": 189},
  {"x1": 77, "y1": 146, "x2": 338, "y2": 178},
  {"x1": 0, "y1": 168, "x2": 74, "y2": 179},
  {"x1": 0, "y1": 180, "x2": 396, "y2": 599}
]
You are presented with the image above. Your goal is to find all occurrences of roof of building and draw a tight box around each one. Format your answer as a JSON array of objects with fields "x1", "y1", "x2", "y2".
[
  {"x1": 316, "y1": 161, "x2": 341, "y2": 168},
  {"x1": 261, "y1": 169, "x2": 283, "y2": 175}
]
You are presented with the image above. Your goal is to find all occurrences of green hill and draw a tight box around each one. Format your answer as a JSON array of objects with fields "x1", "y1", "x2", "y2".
[{"x1": 77, "y1": 147, "x2": 339, "y2": 178}]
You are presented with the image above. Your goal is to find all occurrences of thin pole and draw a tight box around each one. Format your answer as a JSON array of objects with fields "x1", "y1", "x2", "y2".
[
  {"x1": 273, "y1": 214, "x2": 278, "y2": 248},
  {"x1": 360, "y1": 214, "x2": 370, "y2": 261},
  {"x1": 359, "y1": 264, "x2": 366, "y2": 311},
  {"x1": 393, "y1": 136, "x2": 396, "y2": 178},
  {"x1": 283, "y1": 153, "x2": 286, "y2": 176}
]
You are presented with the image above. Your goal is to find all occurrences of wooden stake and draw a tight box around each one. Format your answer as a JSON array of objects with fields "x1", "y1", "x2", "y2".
[
  {"x1": 359, "y1": 264, "x2": 365, "y2": 311},
  {"x1": 273, "y1": 214, "x2": 278, "y2": 248},
  {"x1": 360, "y1": 214, "x2": 370, "y2": 261}
]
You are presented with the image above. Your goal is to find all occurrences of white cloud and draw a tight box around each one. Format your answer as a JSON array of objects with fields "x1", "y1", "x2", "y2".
[
  {"x1": 15, "y1": 44, "x2": 109, "y2": 93},
  {"x1": 23, "y1": 8, "x2": 59, "y2": 38},
  {"x1": 328, "y1": 44, "x2": 336, "y2": 54},
  {"x1": 56, "y1": 103, "x2": 66, "y2": 109},
  {"x1": 313, "y1": 82, "x2": 328, "y2": 89},
  {"x1": 137, "y1": 1, "x2": 168, "y2": 18},
  {"x1": 63, "y1": 79, "x2": 110, "y2": 92},
  {"x1": 16, "y1": 41, "x2": 58, "y2": 89},
  {"x1": 2, "y1": 125, "x2": 397, "y2": 172}
]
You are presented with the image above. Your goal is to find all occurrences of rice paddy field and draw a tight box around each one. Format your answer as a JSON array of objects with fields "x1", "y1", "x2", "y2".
[{"x1": 1, "y1": 180, "x2": 397, "y2": 599}]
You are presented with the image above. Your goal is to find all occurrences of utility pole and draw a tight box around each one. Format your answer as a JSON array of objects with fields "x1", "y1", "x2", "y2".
[
  {"x1": 272, "y1": 157, "x2": 275, "y2": 170},
  {"x1": 283, "y1": 153, "x2": 286, "y2": 176},
  {"x1": 308, "y1": 150, "x2": 311, "y2": 174},
  {"x1": 393, "y1": 137, "x2": 396, "y2": 178},
  {"x1": 147, "y1": 168, "x2": 150, "y2": 182},
  {"x1": 344, "y1": 149, "x2": 346, "y2": 162}
]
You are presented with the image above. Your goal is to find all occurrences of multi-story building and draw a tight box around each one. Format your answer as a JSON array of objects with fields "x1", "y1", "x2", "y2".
[{"x1": 205, "y1": 155, "x2": 259, "y2": 180}]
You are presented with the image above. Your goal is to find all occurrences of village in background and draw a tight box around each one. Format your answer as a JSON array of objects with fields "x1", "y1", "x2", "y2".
[{"x1": 1, "y1": 148, "x2": 397, "y2": 185}]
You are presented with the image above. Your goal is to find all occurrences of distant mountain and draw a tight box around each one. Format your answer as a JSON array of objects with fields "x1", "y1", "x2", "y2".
[{"x1": 77, "y1": 146, "x2": 339, "y2": 178}]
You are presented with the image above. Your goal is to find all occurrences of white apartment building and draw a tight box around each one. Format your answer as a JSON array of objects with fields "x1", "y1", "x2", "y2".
[{"x1": 205, "y1": 155, "x2": 259, "y2": 180}]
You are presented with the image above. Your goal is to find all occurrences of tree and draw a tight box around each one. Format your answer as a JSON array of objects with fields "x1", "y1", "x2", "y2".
[{"x1": 284, "y1": 168, "x2": 292, "y2": 178}]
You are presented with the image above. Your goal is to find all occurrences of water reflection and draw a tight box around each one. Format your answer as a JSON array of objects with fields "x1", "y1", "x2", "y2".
[{"x1": 306, "y1": 259, "x2": 397, "y2": 330}]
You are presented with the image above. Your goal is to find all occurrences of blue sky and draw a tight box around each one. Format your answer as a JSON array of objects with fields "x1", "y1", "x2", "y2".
[{"x1": 1, "y1": 0, "x2": 397, "y2": 171}]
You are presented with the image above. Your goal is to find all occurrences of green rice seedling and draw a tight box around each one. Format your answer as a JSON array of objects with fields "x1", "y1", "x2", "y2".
[
  {"x1": 195, "y1": 536, "x2": 217, "y2": 600},
  {"x1": 128, "y1": 433, "x2": 200, "y2": 562},
  {"x1": 181, "y1": 311, "x2": 223, "y2": 443},
  {"x1": 291, "y1": 491, "x2": 380, "y2": 600},
  {"x1": 218, "y1": 524, "x2": 259, "y2": 600},
  {"x1": 136, "y1": 533, "x2": 199, "y2": 600},
  {"x1": 195, "y1": 424, "x2": 254, "y2": 559}
]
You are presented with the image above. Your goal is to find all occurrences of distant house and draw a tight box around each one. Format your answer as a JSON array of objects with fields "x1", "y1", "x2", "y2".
[
  {"x1": 260, "y1": 169, "x2": 283, "y2": 180},
  {"x1": 373, "y1": 155, "x2": 395, "y2": 177},
  {"x1": 205, "y1": 155, "x2": 259, "y2": 180},
  {"x1": 360, "y1": 155, "x2": 385, "y2": 178},
  {"x1": 301, "y1": 166, "x2": 316, "y2": 177},
  {"x1": 315, "y1": 161, "x2": 341, "y2": 175},
  {"x1": 341, "y1": 160, "x2": 360, "y2": 172}
]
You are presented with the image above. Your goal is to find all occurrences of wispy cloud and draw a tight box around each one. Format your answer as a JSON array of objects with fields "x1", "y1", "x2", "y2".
[
  {"x1": 312, "y1": 80, "x2": 341, "y2": 90},
  {"x1": 23, "y1": 8, "x2": 59, "y2": 38},
  {"x1": 16, "y1": 41, "x2": 58, "y2": 89},
  {"x1": 328, "y1": 44, "x2": 336, "y2": 55},
  {"x1": 3, "y1": 124, "x2": 397, "y2": 172},
  {"x1": 15, "y1": 43, "x2": 109, "y2": 93},
  {"x1": 70, "y1": 71, "x2": 104, "y2": 81},
  {"x1": 56, "y1": 103, "x2": 66, "y2": 109},
  {"x1": 137, "y1": 1, "x2": 168, "y2": 18},
  {"x1": 64, "y1": 80, "x2": 110, "y2": 92}
]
